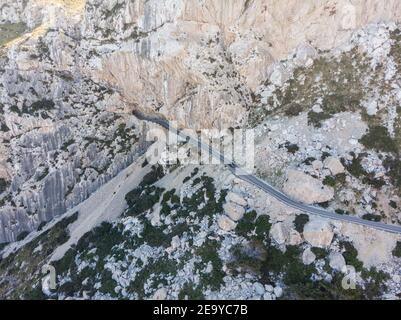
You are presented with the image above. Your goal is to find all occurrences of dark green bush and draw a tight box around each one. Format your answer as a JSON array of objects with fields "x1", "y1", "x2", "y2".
[
  {"x1": 284, "y1": 103, "x2": 303, "y2": 116},
  {"x1": 392, "y1": 241, "x2": 401, "y2": 258},
  {"x1": 0, "y1": 178, "x2": 8, "y2": 194},
  {"x1": 323, "y1": 176, "x2": 336, "y2": 187},
  {"x1": 362, "y1": 214, "x2": 382, "y2": 222},
  {"x1": 340, "y1": 241, "x2": 363, "y2": 272},
  {"x1": 16, "y1": 231, "x2": 29, "y2": 241},
  {"x1": 311, "y1": 247, "x2": 328, "y2": 260},
  {"x1": 140, "y1": 165, "x2": 165, "y2": 187},
  {"x1": 294, "y1": 214, "x2": 309, "y2": 233},
  {"x1": 342, "y1": 155, "x2": 367, "y2": 178},
  {"x1": 236, "y1": 211, "x2": 257, "y2": 238},
  {"x1": 360, "y1": 126, "x2": 398, "y2": 154},
  {"x1": 178, "y1": 282, "x2": 204, "y2": 300},
  {"x1": 308, "y1": 111, "x2": 331, "y2": 127},
  {"x1": 383, "y1": 156, "x2": 401, "y2": 188}
]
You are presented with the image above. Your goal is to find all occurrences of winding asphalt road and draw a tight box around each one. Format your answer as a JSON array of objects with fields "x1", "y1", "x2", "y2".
[{"x1": 134, "y1": 111, "x2": 401, "y2": 235}]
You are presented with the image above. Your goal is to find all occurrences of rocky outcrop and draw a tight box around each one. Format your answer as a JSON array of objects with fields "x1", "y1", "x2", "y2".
[
  {"x1": 283, "y1": 170, "x2": 334, "y2": 204},
  {"x1": 0, "y1": 3, "x2": 147, "y2": 242},
  {"x1": 223, "y1": 202, "x2": 245, "y2": 222},
  {"x1": 217, "y1": 215, "x2": 237, "y2": 232},
  {"x1": 303, "y1": 218, "x2": 334, "y2": 248},
  {"x1": 82, "y1": 0, "x2": 401, "y2": 128},
  {"x1": 302, "y1": 248, "x2": 316, "y2": 265},
  {"x1": 270, "y1": 222, "x2": 290, "y2": 245},
  {"x1": 226, "y1": 192, "x2": 247, "y2": 207},
  {"x1": 324, "y1": 157, "x2": 345, "y2": 176},
  {"x1": 329, "y1": 252, "x2": 346, "y2": 272}
]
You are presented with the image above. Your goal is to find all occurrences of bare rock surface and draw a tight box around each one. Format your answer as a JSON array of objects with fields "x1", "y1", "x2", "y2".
[
  {"x1": 303, "y1": 218, "x2": 334, "y2": 248},
  {"x1": 283, "y1": 170, "x2": 334, "y2": 204}
]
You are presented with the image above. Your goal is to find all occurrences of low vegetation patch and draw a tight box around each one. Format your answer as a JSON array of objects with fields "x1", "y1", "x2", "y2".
[
  {"x1": 293, "y1": 214, "x2": 309, "y2": 233},
  {"x1": 0, "y1": 23, "x2": 27, "y2": 46},
  {"x1": 249, "y1": 48, "x2": 368, "y2": 127},
  {"x1": 360, "y1": 126, "x2": 398, "y2": 154},
  {"x1": 392, "y1": 241, "x2": 401, "y2": 258}
]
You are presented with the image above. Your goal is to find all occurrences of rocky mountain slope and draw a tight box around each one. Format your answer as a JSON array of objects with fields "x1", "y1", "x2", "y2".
[{"x1": 1, "y1": 0, "x2": 401, "y2": 300}]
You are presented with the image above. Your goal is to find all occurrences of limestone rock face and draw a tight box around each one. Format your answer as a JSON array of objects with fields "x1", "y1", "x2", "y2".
[
  {"x1": 283, "y1": 170, "x2": 334, "y2": 204},
  {"x1": 86, "y1": 0, "x2": 401, "y2": 128},
  {"x1": 303, "y1": 218, "x2": 334, "y2": 248},
  {"x1": 324, "y1": 157, "x2": 345, "y2": 175},
  {"x1": 1, "y1": 0, "x2": 401, "y2": 244}
]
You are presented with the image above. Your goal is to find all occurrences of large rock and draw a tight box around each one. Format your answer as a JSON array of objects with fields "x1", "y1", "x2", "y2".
[
  {"x1": 289, "y1": 229, "x2": 303, "y2": 246},
  {"x1": 303, "y1": 218, "x2": 334, "y2": 248},
  {"x1": 217, "y1": 215, "x2": 237, "y2": 232},
  {"x1": 324, "y1": 157, "x2": 345, "y2": 175},
  {"x1": 226, "y1": 192, "x2": 247, "y2": 207},
  {"x1": 329, "y1": 252, "x2": 346, "y2": 272},
  {"x1": 270, "y1": 222, "x2": 290, "y2": 245},
  {"x1": 302, "y1": 248, "x2": 316, "y2": 265},
  {"x1": 153, "y1": 288, "x2": 167, "y2": 300},
  {"x1": 223, "y1": 202, "x2": 245, "y2": 221},
  {"x1": 283, "y1": 170, "x2": 334, "y2": 204},
  {"x1": 273, "y1": 286, "x2": 283, "y2": 298}
]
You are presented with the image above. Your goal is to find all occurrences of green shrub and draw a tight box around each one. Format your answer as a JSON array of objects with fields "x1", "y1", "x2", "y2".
[
  {"x1": 284, "y1": 103, "x2": 303, "y2": 116},
  {"x1": 383, "y1": 156, "x2": 401, "y2": 188},
  {"x1": 0, "y1": 178, "x2": 9, "y2": 194},
  {"x1": 196, "y1": 239, "x2": 225, "y2": 290},
  {"x1": 125, "y1": 185, "x2": 164, "y2": 216},
  {"x1": 303, "y1": 157, "x2": 316, "y2": 165},
  {"x1": 127, "y1": 257, "x2": 177, "y2": 298},
  {"x1": 342, "y1": 155, "x2": 367, "y2": 178},
  {"x1": 234, "y1": 211, "x2": 271, "y2": 241},
  {"x1": 0, "y1": 122, "x2": 9, "y2": 132},
  {"x1": 29, "y1": 100, "x2": 55, "y2": 112},
  {"x1": 360, "y1": 126, "x2": 398, "y2": 154},
  {"x1": 323, "y1": 176, "x2": 336, "y2": 187},
  {"x1": 140, "y1": 165, "x2": 165, "y2": 187},
  {"x1": 99, "y1": 269, "x2": 118, "y2": 297},
  {"x1": 141, "y1": 220, "x2": 170, "y2": 247},
  {"x1": 311, "y1": 247, "x2": 328, "y2": 260},
  {"x1": 178, "y1": 282, "x2": 204, "y2": 300},
  {"x1": 392, "y1": 241, "x2": 401, "y2": 258},
  {"x1": 23, "y1": 284, "x2": 46, "y2": 300},
  {"x1": 75, "y1": 222, "x2": 124, "y2": 259},
  {"x1": 60, "y1": 139, "x2": 75, "y2": 151},
  {"x1": 362, "y1": 214, "x2": 382, "y2": 222},
  {"x1": 16, "y1": 231, "x2": 30, "y2": 241},
  {"x1": 37, "y1": 221, "x2": 47, "y2": 231},
  {"x1": 0, "y1": 23, "x2": 27, "y2": 46},
  {"x1": 340, "y1": 241, "x2": 363, "y2": 272},
  {"x1": 294, "y1": 214, "x2": 309, "y2": 233},
  {"x1": 254, "y1": 215, "x2": 271, "y2": 240},
  {"x1": 308, "y1": 111, "x2": 332, "y2": 127},
  {"x1": 235, "y1": 211, "x2": 257, "y2": 238},
  {"x1": 280, "y1": 142, "x2": 299, "y2": 154},
  {"x1": 360, "y1": 267, "x2": 390, "y2": 300}
]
